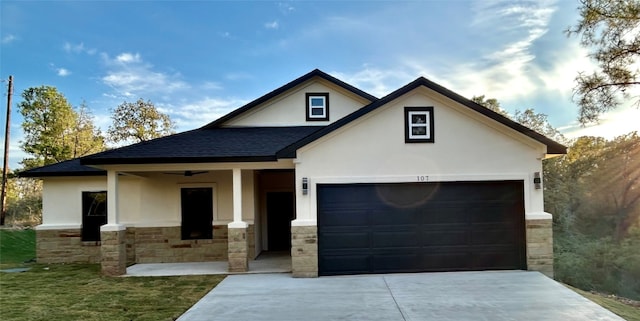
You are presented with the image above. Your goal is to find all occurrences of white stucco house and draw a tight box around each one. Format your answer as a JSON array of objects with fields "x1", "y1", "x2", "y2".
[{"x1": 21, "y1": 69, "x2": 565, "y2": 277}]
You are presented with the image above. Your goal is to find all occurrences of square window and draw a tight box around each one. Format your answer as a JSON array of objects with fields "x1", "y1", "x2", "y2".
[
  {"x1": 306, "y1": 93, "x2": 329, "y2": 121},
  {"x1": 405, "y1": 107, "x2": 434, "y2": 143}
]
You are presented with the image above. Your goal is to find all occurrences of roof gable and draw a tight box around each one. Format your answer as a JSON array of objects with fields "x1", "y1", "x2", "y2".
[
  {"x1": 201, "y1": 69, "x2": 377, "y2": 129},
  {"x1": 278, "y1": 77, "x2": 567, "y2": 158}
]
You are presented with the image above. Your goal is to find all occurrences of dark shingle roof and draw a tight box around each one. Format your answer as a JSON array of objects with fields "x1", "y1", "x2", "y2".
[
  {"x1": 81, "y1": 126, "x2": 323, "y2": 165},
  {"x1": 278, "y1": 77, "x2": 567, "y2": 157},
  {"x1": 19, "y1": 70, "x2": 567, "y2": 178},
  {"x1": 201, "y1": 69, "x2": 377, "y2": 129},
  {"x1": 19, "y1": 159, "x2": 106, "y2": 177}
]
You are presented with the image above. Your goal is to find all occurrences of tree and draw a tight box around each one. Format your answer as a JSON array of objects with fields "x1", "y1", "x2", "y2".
[
  {"x1": 18, "y1": 87, "x2": 106, "y2": 169},
  {"x1": 72, "y1": 102, "x2": 106, "y2": 157},
  {"x1": 19, "y1": 86, "x2": 79, "y2": 169},
  {"x1": 567, "y1": 0, "x2": 640, "y2": 124},
  {"x1": 514, "y1": 109, "x2": 567, "y2": 143},
  {"x1": 108, "y1": 98, "x2": 175, "y2": 144},
  {"x1": 471, "y1": 95, "x2": 510, "y2": 117}
]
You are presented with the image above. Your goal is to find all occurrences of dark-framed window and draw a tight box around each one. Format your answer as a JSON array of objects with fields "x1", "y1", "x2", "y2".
[
  {"x1": 81, "y1": 191, "x2": 107, "y2": 242},
  {"x1": 181, "y1": 187, "x2": 214, "y2": 240},
  {"x1": 405, "y1": 106, "x2": 434, "y2": 143},
  {"x1": 306, "y1": 93, "x2": 329, "y2": 121}
]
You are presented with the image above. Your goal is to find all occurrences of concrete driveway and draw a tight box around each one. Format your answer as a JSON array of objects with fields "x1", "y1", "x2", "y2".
[{"x1": 177, "y1": 271, "x2": 623, "y2": 321}]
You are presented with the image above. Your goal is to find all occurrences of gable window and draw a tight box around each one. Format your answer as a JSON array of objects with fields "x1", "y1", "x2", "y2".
[
  {"x1": 82, "y1": 191, "x2": 107, "y2": 242},
  {"x1": 306, "y1": 93, "x2": 329, "y2": 121},
  {"x1": 405, "y1": 107, "x2": 434, "y2": 143},
  {"x1": 181, "y1": 187, "x2": 214, "y2": 240}
]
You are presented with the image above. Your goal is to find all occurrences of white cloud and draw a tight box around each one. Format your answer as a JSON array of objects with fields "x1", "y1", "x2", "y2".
[
  {"x1": 57, "y1": 68, "x2": 71, "y2": 77},
  {"x1": 538, "y1": 41, "x2": 596, "y2": 95},
  {"x1": 63, "y1": 42, "x2": 96, "y2": 55},
  {"x1": 265, "y1": 21, "x2": 279, "y2": 29},
  {"x1": 166, "y1": 97, "x2": 248, "y2": 129},
  {"x1": 561, "y1": 107, "x2": 640, "y2": 139},
  {"x1": 278, "y1": 2, "x2": 295, "y2": 14},
  {"x1": 329, "y1": 1, "x2": 561, "y2": 103},
  {"x1": 101, "y1": 52, "x2": 188, "y2": 98},
  {"x1": 445, "y1": 0, "x2": 558, "y2": 101},
  {"x1": 331, "y1": 66, "x2": 414, "y2": 98},
  {"x1": 1, "y1": 34, "x2": 16, "y2": 44},
  {"x1": 115, "y1": 52, "x2": 141, "y2": 63},
  {"x1": 201, "y1": 81, "x2": 223, "y2": 90}
]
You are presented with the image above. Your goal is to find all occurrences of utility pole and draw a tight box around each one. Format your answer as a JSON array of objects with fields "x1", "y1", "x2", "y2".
[{"x1": 1, "y1": 75, "x2": 13, "y2": 226}]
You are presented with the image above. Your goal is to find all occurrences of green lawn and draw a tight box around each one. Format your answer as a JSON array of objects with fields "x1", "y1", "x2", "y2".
[
  {"x1": 0, "y1": 229, "x2": 36, "y2": 266},
  {"x1": 566, "y1": 285, "x2": 640, "y2": 321},
  {"x1": 0, "y1": 264, "x2": 223, "y2": 321},
  {"x1": 0, "y1": 229, "x2": 223, "y2": 321}
]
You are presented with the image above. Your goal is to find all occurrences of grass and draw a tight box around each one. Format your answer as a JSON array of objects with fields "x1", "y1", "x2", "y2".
[
  {"x1": 566, "y1": 285, "x2": 640, "y2": 321},
  {"x1": 0, "y1": 229, "x2": 223, "y2": 321},
  {"x1": 0, "y1": 264, "x2": 223, "y2": 321},
  {"x1": 0, "y1": 229, "x2": 36, "y2": 266}
]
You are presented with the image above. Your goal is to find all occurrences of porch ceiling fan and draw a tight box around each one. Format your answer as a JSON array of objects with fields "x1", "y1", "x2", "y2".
[{"x1": 163, "y1": 170, "x2": 208, "y2": 177}]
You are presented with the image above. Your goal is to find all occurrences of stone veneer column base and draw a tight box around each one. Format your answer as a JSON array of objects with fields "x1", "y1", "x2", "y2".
[
  {"x1": 291, "y1": 226, "x2": 318, "y2": 278},
  {"x1": 101, "y1": 225, "x2": 127, "y2": 276},
  {"x1": 228, "y1": 227, "x2": 248, "y2": 272},
  {"x1": 526, "y1": 219, "x2": 554, "y2": 278}
]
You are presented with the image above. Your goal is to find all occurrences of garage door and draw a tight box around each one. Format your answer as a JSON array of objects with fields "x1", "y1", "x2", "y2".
[{"x1": 317, "y1": 181, "x2": 526, "y2": 276}]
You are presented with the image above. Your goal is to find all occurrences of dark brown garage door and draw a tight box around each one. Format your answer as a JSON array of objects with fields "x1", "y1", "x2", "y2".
[{"x1": 317, "y1": 181, "x2": 526, "y2": 276}]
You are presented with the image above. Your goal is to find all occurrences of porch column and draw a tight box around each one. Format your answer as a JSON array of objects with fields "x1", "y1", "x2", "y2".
[
  {"x1": 101, "y1": 170, "x2": 127, "y2": 276},
  {"x1": 228, "y1": 168, "x2": 248, "y2": 272}
]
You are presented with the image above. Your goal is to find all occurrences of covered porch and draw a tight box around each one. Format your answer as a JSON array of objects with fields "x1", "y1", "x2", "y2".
[{"x1": 98, "y1": 162, "x2": 298, "y2": 276}]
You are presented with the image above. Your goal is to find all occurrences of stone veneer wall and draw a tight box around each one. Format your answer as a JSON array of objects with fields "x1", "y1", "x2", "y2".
[
  {"x1": 36, "y1": 229, "x2": 101, "y2": 264},
  {"x1": 129, "y1": 225, "x2": 229, "y2": 264},
  {"x1": 526, "y1": 219, "x2": 554, "y2": 278},
  {"x1": 228, "y1": 227, "x2": 249, "y2": 272},
  {"x1": 101, "y1": 228, "x2": 126, "y2": 276},
  {"x1": 291, "y1": 226, "x2": 318, "y2": 278},
  {"x1": 37, "y1": 224, "x2": 255, "y2": 266}
]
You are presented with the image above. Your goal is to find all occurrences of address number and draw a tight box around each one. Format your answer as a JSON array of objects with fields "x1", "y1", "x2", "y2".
[{"x1": 417, "y1": 175, "x2": 429, "y2": 182}]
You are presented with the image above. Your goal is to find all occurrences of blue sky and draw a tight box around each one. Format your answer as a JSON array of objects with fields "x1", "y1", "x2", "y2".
[{"x1": 1, "y1": 0, "x2": 639, "y2": 169}]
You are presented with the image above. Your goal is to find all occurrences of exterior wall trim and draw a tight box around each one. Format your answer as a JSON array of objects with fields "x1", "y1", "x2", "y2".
[{"x1": 36, "y1": 224, "x2": 82, "y2": 230}]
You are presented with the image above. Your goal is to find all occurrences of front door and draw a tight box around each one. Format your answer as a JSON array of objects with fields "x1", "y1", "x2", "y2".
[{"x1": 266, "y1": 192, "x2": 294, "y2": 251}]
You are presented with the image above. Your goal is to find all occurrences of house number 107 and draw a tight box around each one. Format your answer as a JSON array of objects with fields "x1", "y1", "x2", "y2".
[{"x1": 417, "y1": 175, "x2": 429, "y2": 182}]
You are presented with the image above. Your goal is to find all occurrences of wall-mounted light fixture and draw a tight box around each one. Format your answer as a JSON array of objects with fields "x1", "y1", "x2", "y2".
[
  {"x1": 302, "y1": 177, "x2": 309, "y2": 195},
  {"x1": 533, "y1": 172, "x2": 541, "y2": 190}
]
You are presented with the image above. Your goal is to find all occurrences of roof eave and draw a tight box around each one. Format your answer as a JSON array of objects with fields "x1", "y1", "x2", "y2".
[
  {"x1": 18, "y1": 171, "x2": 107, "y2": 178},
  {"x1": 80, "y1": 155, "x2": 278, "y2": 166}
]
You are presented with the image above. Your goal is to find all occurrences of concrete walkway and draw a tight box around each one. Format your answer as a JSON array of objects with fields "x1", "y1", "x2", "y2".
[
  {"x1": 126, "y1": 252, "x2": 291, "y2": 277},
  {"x1": 177, "y1": 271, "x2": 623, "y2": 321}
]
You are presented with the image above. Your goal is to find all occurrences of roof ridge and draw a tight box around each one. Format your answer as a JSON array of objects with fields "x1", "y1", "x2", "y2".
[{"x1": 200, "y1": 69, "x2": 377, "y2": 129}]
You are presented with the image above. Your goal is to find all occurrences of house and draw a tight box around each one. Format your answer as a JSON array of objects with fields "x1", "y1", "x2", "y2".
[{"x1": 20, "y1": 69, "x2": 566, "y2": 277}]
